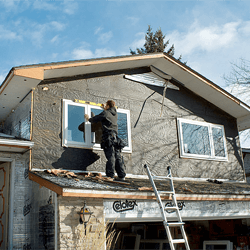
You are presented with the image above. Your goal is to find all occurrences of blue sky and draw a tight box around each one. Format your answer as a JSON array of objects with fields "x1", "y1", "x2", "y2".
[{"x1": 1, "y1": 0, "x2": 250, "y2": 89}]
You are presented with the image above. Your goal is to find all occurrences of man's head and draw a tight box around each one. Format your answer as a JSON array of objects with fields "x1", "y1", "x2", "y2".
[{"x1": 105, "y1": 100, "x2": 115, "y2": 110}]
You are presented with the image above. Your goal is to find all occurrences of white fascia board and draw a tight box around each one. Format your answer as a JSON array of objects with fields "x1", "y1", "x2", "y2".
[{"x1": 0, "y1": 139, "x2": 34, "y2": 148}]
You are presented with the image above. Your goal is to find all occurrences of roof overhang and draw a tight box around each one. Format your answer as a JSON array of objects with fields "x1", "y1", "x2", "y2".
[
  {"x1": 0, "y1": 138, "x2": 34, "y2": 153},
  {"x1": 1, "y1": 53, "x2": 250, "y2": 130},
  {"x1": 29, "y1": 171, "x2": 250, "y2": 201}
]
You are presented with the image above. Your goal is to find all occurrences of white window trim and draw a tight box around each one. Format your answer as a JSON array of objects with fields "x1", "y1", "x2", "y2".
[
  {"x1": 177, "y1": 118, "x2": 228, "y2": 161},
  {"x1": 62, "y1": 99, "x2": 132, "y2": 153}
]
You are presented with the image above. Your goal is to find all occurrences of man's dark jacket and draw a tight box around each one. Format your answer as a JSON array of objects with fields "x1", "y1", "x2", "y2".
[{"x1": 89, "y1": 107, "x2": 118, "y2": 136}]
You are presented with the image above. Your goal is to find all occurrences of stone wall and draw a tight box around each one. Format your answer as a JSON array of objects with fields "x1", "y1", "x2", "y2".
[
  {"x1": 31, "y1": 68, "x2": 244, "y2": 180},
  {"x1": 57, "y1": 197, "x2": 106, "y2": 250}
]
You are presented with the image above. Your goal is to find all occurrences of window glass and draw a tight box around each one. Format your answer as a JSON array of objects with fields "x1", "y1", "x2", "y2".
[
  {"x1": 68, "y1": 104, "x2": 85, "y2": 143},
  {"x1": 118, "y1": 112, "x2": 128, "y2": 146},
  {"x1": 212, "y1": 127, "x2": 226, "y2": 157},
  {"x1": 178, "y1": 118, "x2": 227, "y2": 161},
  {"x1": 182, "y1": 123, "x2": 211, "y2": 156}
]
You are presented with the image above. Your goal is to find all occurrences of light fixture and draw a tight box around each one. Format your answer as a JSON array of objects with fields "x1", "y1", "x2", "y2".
[{"x1": 79, "y1": 201, "x2": 93, "y2": 234}]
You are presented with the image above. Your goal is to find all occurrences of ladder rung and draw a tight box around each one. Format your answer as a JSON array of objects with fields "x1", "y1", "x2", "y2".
[
  {"x1": 158, "y1": 191, "x2": 174, "y2": 194},
  {"x1": 153, "y1": 176, "x2": 171, "y2": 180},
  {"x1": 165, "y1": 206, "x2": 178, "y2": 211},
  {"x1": 167, "y1": 222, "x2": 185, "y2": 227},
  {"x1": 172, "y1": 239, "x2": 186, "y2": 244}
]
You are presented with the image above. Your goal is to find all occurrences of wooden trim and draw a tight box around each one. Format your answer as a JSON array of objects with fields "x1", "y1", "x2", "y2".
[
  {"x1": 62, "y1": 191, "x2": 250, "y2": 201},
  {"x1": 62, "y1": 192, "x2": 170, "y2": 200},
  {"x1": 14, "y1": 68, "x2": 44, "y2": 80},
  {"x1": 29, "y1": 172, "x2": 63, "y2": 195},
  {"x1": 0, "y1": 193, "x2": 4, "y2": 219},
  {"x1": 0, "y1": 221, "x2": 3, "y2": 247},
  {"x1": 0, "y1": 168, "x2": 5, "y2": 193},
  {"x1": 0, "y1": 144, "x2": 29, "y2": 149}
]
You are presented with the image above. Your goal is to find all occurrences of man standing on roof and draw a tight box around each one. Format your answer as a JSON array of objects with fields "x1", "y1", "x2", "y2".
[{"x1": 84, "y1": 100, "x2": 126, "y2": 181}]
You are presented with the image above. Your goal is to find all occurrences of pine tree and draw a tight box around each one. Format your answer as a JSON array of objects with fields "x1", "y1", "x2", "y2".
[{"x1": 130, "y1": 25, "x2": 178, "y2": 57}]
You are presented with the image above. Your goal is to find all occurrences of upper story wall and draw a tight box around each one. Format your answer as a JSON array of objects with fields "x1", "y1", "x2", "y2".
[{"x1": 31, "y1": 68, "x2": 245, "y2": 181}]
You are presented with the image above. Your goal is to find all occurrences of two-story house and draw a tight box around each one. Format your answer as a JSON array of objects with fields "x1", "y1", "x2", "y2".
[{"x1": 1, "y1": 53, "x2": 250, "y2": 249}]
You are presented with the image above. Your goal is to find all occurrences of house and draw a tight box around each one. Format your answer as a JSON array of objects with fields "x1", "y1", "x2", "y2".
[{"x1": 1, "y1": 53, "x2": 250, "y2": 249}]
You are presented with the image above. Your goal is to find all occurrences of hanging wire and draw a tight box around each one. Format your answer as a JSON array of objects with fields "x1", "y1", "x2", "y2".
[{"x1": 160, "y1": 80, "x2": 169, "y2": 116}]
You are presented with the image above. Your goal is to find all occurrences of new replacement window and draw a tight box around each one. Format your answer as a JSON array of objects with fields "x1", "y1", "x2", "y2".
[
  {"x1": 177, "y1": 118, "x2": 228, "y2": 161},
  {"x1": 62, "y1": 99, "x2": 132, "y2": 152}
]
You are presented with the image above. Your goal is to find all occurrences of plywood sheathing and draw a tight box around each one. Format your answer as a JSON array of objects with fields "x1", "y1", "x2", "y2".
[{"x1": 14, "y1": 68, "x2": 44, "y2": 80}]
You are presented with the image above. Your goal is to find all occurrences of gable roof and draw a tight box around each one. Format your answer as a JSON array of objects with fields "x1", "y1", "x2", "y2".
[{"x1": 1, "y1": 53, "x2": 250, "y2": 131}]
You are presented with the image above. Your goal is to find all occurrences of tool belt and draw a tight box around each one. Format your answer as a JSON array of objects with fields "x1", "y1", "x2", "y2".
[{"x1": 101, "y1": 132, "x2": 126, "y2": 150}]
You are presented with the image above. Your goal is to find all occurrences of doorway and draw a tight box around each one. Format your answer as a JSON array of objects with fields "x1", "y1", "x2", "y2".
[{"x1": 0, "y1": 162, "x2": 10, "y2": 249}]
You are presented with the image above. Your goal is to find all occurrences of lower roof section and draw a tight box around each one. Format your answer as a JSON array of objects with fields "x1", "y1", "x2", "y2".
[{"x1": 29, "y1": 170, "x2": 250, "y2": 201}]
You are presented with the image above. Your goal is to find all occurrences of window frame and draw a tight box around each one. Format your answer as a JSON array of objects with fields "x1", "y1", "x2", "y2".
[
  {"x1": 62, "y1": 99, "x2": 132, "y2": 153},
  {"x1": 177, "y1": 118, "x2": 228, "y2": 161}
]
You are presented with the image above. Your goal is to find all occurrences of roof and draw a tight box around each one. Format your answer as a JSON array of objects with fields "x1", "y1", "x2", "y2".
[
  {"x1": 29, "y1": 170, "x2": 250, "y2": 201},
  {"x1": 0, "y1": 133, "x2": 34, "y2": 153},
  {"x1": 1, "y1": 53, "x2": 250, "y2": 130}
]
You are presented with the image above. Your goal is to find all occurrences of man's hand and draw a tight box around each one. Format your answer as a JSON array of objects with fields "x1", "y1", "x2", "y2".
[{"x1": 84, "y1": 114, "x2": 89, "y2": 121}]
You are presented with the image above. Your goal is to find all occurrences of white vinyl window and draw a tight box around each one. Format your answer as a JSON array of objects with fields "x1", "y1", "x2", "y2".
[
  {"x1": 62, "y1": 99, "x2": 132, "y2": 152},
  {"x1": 177, "y1": 118, "x2": 228, "y2": 161}
]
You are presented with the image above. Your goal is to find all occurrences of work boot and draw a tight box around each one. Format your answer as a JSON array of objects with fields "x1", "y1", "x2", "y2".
[{"x1": 116, "y1": 177, "x2": 125, "y2": 181}]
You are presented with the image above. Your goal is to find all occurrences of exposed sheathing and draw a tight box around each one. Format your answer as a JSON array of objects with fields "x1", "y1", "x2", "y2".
[
  {"x1": 32, "y1": 68, "x2": 244, "y2": 180},
  {"x1": 0, "y1": 151, "x2": 55, "y2": 249},
  {"x1": 243, "y1": 153, "x2": 250, "y2": 183},
  {"x1": 3, "y1": 92, "x2": 32, "y2": 140},
  {"x1": 57, "y1": 197, "x2": 105, "y2": 250}
]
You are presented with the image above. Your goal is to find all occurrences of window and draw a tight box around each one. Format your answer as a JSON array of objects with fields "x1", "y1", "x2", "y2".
[
  {"x1": 62, "y1": 99, "x2": 132, "y2": 152},
  {"x1": 177, "y1": 118, "x2": 227, "y2": 161}
]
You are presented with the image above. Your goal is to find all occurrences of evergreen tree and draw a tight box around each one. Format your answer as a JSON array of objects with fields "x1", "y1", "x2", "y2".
[{"x1": 130, "y1": 25, "x2": 180, "y2": 59}]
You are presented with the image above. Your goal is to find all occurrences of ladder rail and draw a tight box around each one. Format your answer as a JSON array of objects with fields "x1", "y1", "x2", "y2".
[{"x1": 144, "y1": 164, "x2": 190, "y2": 250}]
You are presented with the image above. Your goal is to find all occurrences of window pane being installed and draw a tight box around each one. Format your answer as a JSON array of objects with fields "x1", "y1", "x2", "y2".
[
  {"x1": 212, "y1": 127, "x2": 226, "y2": 157},
  {"x1": 68, "y1": 104, "x2": 85, "y2": 143},
  {"x1": 182, "y1": 123, "x2": 211, "y2": 156}
]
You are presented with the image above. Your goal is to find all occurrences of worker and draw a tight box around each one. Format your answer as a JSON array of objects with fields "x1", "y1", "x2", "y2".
[{"x1": 84, "y1": 100, "x2": 126, "y2": 181}]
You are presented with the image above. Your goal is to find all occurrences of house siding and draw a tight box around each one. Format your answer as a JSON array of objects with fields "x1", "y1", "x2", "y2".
[
  {"x1": 31, "y1": 68, "x2": 244, "y2": 180},
  {"x1": 0, "y1": 151, "x2": 56, "y2": 249}
]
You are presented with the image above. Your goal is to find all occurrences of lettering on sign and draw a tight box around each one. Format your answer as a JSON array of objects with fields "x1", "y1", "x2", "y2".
[
  {"x1": 165, "y1": 201, "x2": 185, "y2": 213},
  {"x1": 24, "y1": 169, "x2": 29, "y2": 179},
  {"x1": 23, "y1": 203, "x2": 32, "y2": 216},
  {"x1": 113, "y1": 200, "x2": 138, "y2": 212}
]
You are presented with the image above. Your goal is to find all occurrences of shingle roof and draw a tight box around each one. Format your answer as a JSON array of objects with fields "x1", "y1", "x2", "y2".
[{"x1": 29, "y1": 170, "x2": 250, "y2": 199}]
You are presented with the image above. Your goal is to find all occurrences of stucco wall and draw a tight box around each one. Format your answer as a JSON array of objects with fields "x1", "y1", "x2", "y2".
[{"x1": 31, "y1": 68, "x2": 244, "y2": 180}]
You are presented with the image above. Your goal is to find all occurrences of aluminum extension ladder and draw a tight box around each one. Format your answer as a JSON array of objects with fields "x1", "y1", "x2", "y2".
[{"x1": 144, "y1": 164, "x2": 190, "y2": 250}]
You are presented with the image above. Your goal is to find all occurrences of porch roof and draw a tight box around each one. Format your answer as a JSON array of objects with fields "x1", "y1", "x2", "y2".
[{"x1": 29, "y1": 169, "x2": 250, "y2": 201}]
